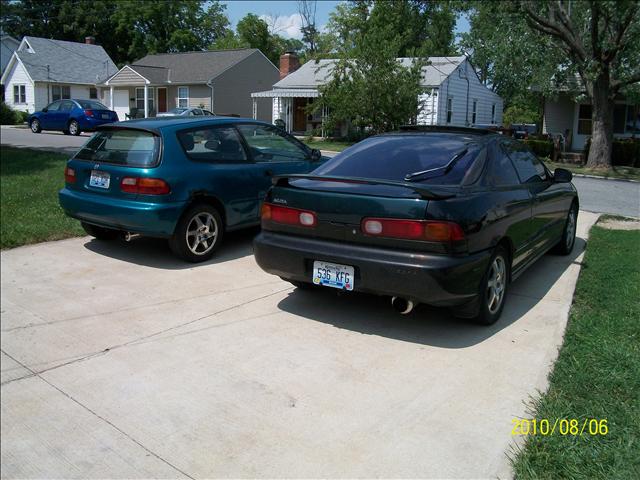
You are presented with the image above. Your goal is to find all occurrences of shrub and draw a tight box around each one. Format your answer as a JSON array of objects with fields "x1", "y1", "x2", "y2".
[
  {"x1": 15, "y1": 110, "x2": 30, "y2": 124},
  {"x1": 584, "y1": 138, "x2": 640, "y2": 167},
  {"x1": 523, "y1": 139, "x2": 554, "y2": 158},
  {"x1": 0, "y1": 102, "x2": 16, "y2": 125}
]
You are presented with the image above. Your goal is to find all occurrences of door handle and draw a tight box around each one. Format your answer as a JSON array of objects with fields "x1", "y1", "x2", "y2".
[{"x1": 264, "y1": 169, "x2": 273, "y2": 176}]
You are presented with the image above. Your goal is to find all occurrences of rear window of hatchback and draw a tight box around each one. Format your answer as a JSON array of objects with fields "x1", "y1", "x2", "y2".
[{"x1": 74, "y1": 129, "x2": 160, "y2": 167}]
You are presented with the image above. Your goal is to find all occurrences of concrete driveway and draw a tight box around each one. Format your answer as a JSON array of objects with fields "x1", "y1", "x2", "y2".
[{"x1": 1, "y1": 212, "x2": 598, "y2": 478}]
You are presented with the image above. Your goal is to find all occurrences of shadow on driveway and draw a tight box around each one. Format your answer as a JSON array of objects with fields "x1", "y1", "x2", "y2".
[
  {"x1": 82, "y1": 227, "x2": 259, "y2": 270},
  {"x1": 277, "y1": 237, "x2": 587, "y2": 348}
]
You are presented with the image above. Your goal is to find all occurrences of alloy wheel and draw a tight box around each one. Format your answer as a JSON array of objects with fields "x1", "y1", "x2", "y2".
[
  {"x1": 566, "y1": 209, "x2": 576, "y2": 250},
  {"x1": 486, "y1": 256, "x2": 506, "y2": 314},
  {"x1": 31, "y1": 120, "x2": 39, "y2": 132},
  {"x1": 69, "y1": 121, "x2": 78, "y2": 135},
  {"x1": 185, "y1": 212, "x2": 218, "y2": 255}
]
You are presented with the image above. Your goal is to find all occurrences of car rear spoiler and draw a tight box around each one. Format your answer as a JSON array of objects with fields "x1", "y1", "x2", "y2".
[{"x1": 272, "y1": 174, "x2": 457, "y2": 200}]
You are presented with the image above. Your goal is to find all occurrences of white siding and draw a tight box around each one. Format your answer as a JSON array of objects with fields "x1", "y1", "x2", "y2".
[
  {"x1": 435, "y1": 60, "x2": 503, "y2": 126},
  {"x1": 542, "y1": 94, "x2": 574, "y2": 136},
  {"x1": 4, "y1": 58, "x2": 35, "y2": 112},
  {"x1": 34, "y1": 83, "x2": 49, "y2": 111}
]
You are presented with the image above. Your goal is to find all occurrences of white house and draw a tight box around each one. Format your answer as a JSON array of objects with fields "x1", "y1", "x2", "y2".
[
  {"x1": 251, "y1": 54, "x2": 504, "y2": 135},
  {"x1": 542, "y1": 79, "x2": 639, "y2": 151},
  {"x1": 1, "y1": 36, "x2": 117, "y2": 113}
]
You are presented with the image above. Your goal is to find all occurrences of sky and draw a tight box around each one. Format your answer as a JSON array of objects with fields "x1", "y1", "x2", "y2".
[{"x1": 221, "y1": 1, "x2": 470, "y2": 40}]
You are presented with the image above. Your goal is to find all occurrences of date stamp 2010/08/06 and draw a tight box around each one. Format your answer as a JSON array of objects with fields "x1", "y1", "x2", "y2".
[{"x1": 512, "y1": 418, "x2": 608, "y2": 436}]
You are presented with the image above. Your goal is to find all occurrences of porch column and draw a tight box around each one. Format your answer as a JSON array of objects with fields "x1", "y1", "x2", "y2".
[
  {"x1": 109, "y1": 86, "x2": 114, "y2": 110},
  {"x1": 252, "y1": 98, "x2": 257, "y2": 119},
  {"x1": 144, "y1": 84, "x2": 149, "y2": 118}
]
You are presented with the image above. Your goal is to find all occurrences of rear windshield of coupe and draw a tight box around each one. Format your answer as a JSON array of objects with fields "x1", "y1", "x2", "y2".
[
  {"x1": 76, "y1": 100, "x2": 109, "y2": 110},
  {"x1": 74, "y1": 129, "x2": 160, "y2": 167},
  {"x1": 313, "y1": 134, "x2": 483, "y2": 185}
]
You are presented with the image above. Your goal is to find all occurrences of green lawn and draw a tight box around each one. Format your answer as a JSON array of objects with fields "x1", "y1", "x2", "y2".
[
  {"x1": 545, "y1": 161, "x2": 640, "y2": 181},
  {"x1": 512, "y1": 224, "x2": 640, "y2": 478},
  {"x1": 1, "y1": 147, "x2": 83, "y2": 249},
  {"x1": 302, "y1": 138, "x2": 355, "y2": 152}
]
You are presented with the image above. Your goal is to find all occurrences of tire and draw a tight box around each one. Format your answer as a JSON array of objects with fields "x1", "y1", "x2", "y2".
[
  {"x1": 30, "y1": 119, "x2": 42, "y2": 133},
  {"x1": 169, "y1": 204, "x2": 224, "y2": 262},
  {"x1": 68, "y1": 119, "x2": 81, "y2": 136},
  {"x1": 63, "y1": 129, "x2": 71, "y2": 135},
  {"x1": 81, "y1": 222, "x2": 120, "y2": 240},
  {"x1": 473, "y1": 245, "x2": 510, "y2": 325},
  {"x1": 553, "y1": 204, "x2": 578, "y2": 255}
]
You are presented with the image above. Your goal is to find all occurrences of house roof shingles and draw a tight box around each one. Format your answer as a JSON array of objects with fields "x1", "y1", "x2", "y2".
[
  {"x1": 131, "y1": 49, "x2": 259, "y2": 84},
  {"x1": 272, "y1": 56, "x2": 466, "y2": 90},
  {"x1": 16, "y1": 36, "x2": 117, "y2": 84}
]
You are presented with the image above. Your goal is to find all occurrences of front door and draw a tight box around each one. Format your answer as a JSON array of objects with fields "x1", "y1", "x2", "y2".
[
  {"x1": 293, "y1": 98, "x2": 307, "y2": 132},
  {"x1": 157, "y1": 87, "x2": 167, "y2": 113}
]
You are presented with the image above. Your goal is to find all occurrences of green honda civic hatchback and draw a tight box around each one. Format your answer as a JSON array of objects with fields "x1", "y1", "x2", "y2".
[{"x1": 58, "y1": 117, "x2": 324, "y2": 262}]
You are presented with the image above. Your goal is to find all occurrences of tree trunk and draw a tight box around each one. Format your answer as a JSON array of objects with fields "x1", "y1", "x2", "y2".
[{"x1": 586, "y1": 77, "x2": 613, "y2": 169}]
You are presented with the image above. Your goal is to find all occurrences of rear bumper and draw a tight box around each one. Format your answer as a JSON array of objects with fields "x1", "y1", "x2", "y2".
[
  {"x1": 77, "y1": 117, "x2": 117, "y2": 131},
  {"x1": 59, "y1": 187, "x2": 185, "y2": 237},
  {"x1": 253, "y1": 231, "x2": 492, "y2": 307}
]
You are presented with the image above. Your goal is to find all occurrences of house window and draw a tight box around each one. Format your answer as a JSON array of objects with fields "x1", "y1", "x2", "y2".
[
  {"x1": 89, "y1": 88, "x2": 98, "y2": 99},
  {"x1": 446, "y1": 97, "x2": 453, "y2": 123},
  {"x1": 471, "y1": 100, "x2": 477, "y2": 124},
  {"x1": 135, "y1": 87, "x2": 155, "y2": 112},
  {"x1": 52, "y1": 85, "x2": 71, "y2": 101},
  {"x1": 577, "y1": 104, "x2": 592, "y2": 135},
  {"x1": 13, "y1": 85, "x2": 26, "y2": 104},
  {"x1": 491, "y1": 104, "x2": 496, "y2": 124},
  {"x1": 178, "y1": 87, "x2": 189, "y2": 108}
]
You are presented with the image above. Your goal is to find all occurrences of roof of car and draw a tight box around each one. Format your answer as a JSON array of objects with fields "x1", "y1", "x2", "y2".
[{"x1": 103, "y1": 116, "x2": 266, "y2": 131}]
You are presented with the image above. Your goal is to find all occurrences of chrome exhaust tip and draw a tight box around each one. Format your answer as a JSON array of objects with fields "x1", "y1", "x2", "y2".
[
  {"x1": 391, "y1": 296, "x2": 415, "y2": 315},
  {"x1": 123, "y1": 232, "x2": 141, "y2": 242}
]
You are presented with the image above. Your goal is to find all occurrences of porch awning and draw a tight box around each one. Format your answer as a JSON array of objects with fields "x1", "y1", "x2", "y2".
[{"x1": 251, "y1": 89, "x2": 320, "y2": 98}]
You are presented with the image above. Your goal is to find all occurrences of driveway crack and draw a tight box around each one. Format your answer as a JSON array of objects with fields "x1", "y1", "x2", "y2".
[
  {"x1": 1, "y1": 285, "x2": 292, "y2": 386},
  {"x1": 0, "y1": 349, "x2": 195, "y2": 479}
]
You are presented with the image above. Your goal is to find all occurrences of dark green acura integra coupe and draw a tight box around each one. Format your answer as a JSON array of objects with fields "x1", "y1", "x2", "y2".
[{"x1": 254, "y1": 126, "x2": 579, "y2": 325}]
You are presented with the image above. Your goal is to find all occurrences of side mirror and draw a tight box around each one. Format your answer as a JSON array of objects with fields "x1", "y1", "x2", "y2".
[
  {"x1": 42, "y1": 108, "x2": 48, "y2": 113},
  {"x1": 310, "y1": 148, "x2": 322, "y2": 162},
  {"x1": 553, "y1": 167, "x2": 572, "y2": 183}
]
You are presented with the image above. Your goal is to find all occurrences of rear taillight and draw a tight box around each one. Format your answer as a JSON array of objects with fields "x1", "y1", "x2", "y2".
[
  {"x1": 84, "y1": 109, "x2": 94, "y2": 117},
  {"x1": 120, "y1": 177, "x2": 170, "y2": 195},
  {"x1": 64, "y1": 166, "x2": 75, "y2": 183},
  {"x1": 261, "y1": 203, "x2": 317, "y2": 227},
  {"x1": 361, "y1": 218, "x2": 465, "y2": 242}
]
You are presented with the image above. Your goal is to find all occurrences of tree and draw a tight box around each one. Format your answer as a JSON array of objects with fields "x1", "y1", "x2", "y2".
[
  {"x1": 317, "y1": 1, "x2": 432, "y2": 136},
  {"x1": 0, "y1": 0, "x2": 231, "y2": 65},
  {"x1": 114, "y1": 0, "x2": 229, "y2": 61},
  {"x1": 297, "y1": 0, "x2": 319, "y2": 55},
  {"x1": 518, "y1": 1, "x2": 640, "y2": 168}
]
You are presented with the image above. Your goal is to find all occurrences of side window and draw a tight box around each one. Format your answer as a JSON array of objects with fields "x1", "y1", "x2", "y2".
[
  {"x1": 177, "y1": 126, "x2": 247, "y2": 164},
  {"x1": 237, "y1": 124, "x2": 308, "y2": 163},
  {"x1": 502, "y1": 141, "x2": 547, "y2": 183},
  {"x1": 45, "y1": 101, "x2": 62, "y2": 112},
  {"x1": 486, "y1": 144, "x2": 520, "y2": 186},
  {"x1": 59, "y1": 100, "x2": 74, "y2": 112}
]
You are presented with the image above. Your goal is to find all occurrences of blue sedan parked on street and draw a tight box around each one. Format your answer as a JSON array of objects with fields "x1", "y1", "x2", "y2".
[
  {"x1": 59, "y1": 117, "x2": 324, "y2": 262},
  {"x1": 28, "y1": 99, "x2": 118, "y2": 136}
]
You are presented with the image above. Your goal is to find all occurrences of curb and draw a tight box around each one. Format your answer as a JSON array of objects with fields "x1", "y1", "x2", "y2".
[{"x1": 571, "y1": 173, "x2": 639, "y2": 184}]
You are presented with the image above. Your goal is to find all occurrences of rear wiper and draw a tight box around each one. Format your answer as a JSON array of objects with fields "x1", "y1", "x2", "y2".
[{"x1": 404, "y1": 148, "x2": 468, "y2": 182}]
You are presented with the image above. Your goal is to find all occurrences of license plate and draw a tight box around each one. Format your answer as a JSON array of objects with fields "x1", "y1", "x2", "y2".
[
  {"x1": 89, "y1": 170, "x2": 110, "y2": 189},
  {"x1": 312, "y1": 261, "x2": 354, "y2": 290},
  {"x1": 101, "y1": 113, "x2": 110, "y2": 119}
]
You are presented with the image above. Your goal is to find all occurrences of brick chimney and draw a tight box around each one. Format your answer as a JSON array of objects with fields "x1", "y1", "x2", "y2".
[
  {"x1": 279, "y1": 51, "x2": 300, "y2": 80},
  {"x1": 85, "y1": 36, "x2": 95, "y2": 45}
]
